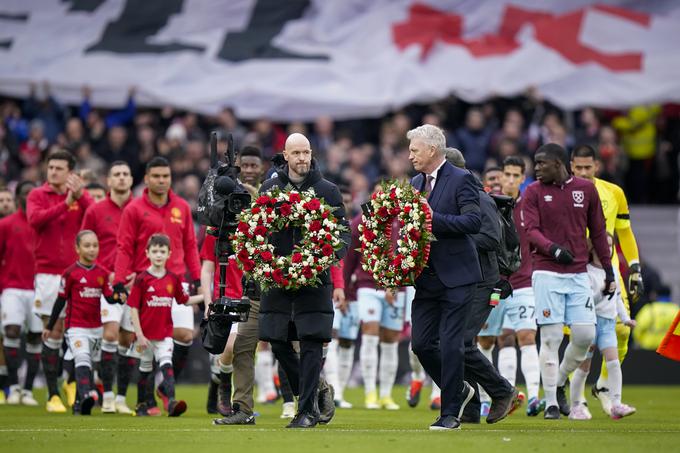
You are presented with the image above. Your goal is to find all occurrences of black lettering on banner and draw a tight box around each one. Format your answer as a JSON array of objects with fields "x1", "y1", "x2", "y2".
[
  {"x1": 62, "y1": 0, "x2": 106, "y2": 13},
  {"x1": 217, "y1": 0, "x2": 328, "y2": 62},
  {"x1": 0, "y1": 11, "x2": 29, "y2": 50},
  {"x1": 86, "y1": 0, "x2": 203, "y2": 54}
]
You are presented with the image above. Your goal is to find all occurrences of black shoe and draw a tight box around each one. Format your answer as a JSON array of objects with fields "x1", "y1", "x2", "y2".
[
  {"x1": 544, "y1": 405, "x2": 561, "y2": 420},
  {"x1": 135, "y1": 402, "x2": 149, "y2": 416},
  {"x1": 556, "y1": 385, "x2": 570, "y2": 416},
  {"x1": 80, "y1": 393, "x2": 96, "y2": 416},
  {"x1": 318, "y1": 378, "x2": 335, "y2": 425},
  {"x1": 207, "y1": 381, "x2": 218, "y2": 414},
  {"x1": 72, "y1": 398, "x2": 81, "y2": 415},
  {"x1": 460, "y1": 413, "x2": 481, "y2": 424},
  {"x1": 168, "y1": 399, "x2": 187, "y2": 417},
  {"x1": 217, "y1": 382, "x2": 232, "y2": 417},
  {"x1": 429, "y1": 415, "x2": 461, "y2": 430},
  {"x1": 487, "y1": 388, "x2": 518, "y2": 424},
  {"x1": 286, "y1": 411, "x2": 319, "y2": 429},
  {"x1": 456, "y1": 381, "x2": 476, "y2": 419},
  {"x1": 213, "y1": 409, "x2": 256, "y2": 425}
]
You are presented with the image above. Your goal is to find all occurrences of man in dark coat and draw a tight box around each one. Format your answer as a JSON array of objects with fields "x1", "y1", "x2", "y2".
[{"x1": 258, "y1": 133, "x2": 350, "y2": 428}]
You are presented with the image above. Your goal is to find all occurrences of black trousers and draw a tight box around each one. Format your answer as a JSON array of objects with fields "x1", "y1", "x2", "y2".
[
  {"x1": 411, "y1": 272, "x2": 473, "y2": 418},
  {"x1": 270, "y1": 338, "x2": 323, "y2": 415},
  {"x1": 463, "y1": 282, "x2": 514, "y2": 416}
]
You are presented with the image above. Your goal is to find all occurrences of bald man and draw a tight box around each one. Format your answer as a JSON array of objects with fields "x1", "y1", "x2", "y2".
[{"x1": 258, "y1": 133, "x2": 349, "y2": 428}]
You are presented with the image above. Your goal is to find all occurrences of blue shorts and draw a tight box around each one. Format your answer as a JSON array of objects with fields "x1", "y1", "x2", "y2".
[
  {"x1": 532, "y1": 271, "x2": 596, "y2": 326},
  {"x1": 357, "y1": 287, "x2": 405, "y2": 332},
  {"x1": 587, "y1": 316, "x2": 618, "y2": 358},
  {"x1": 332, "y1": 302, "x2": 360, "y2": 340},
  {"x1": 478, "y1": 298, "x2": 505, "y2": 337},
  {"x1": 502, "y1": 288, "x2": 537, "y2": 332}
]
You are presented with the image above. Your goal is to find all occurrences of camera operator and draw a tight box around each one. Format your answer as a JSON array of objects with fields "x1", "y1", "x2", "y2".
[{"x1": 257, "y1": 133, "x2": 349, "y2": 428}]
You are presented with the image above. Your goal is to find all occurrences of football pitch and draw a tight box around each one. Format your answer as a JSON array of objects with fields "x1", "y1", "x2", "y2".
[{"x1": 1, "y1": 385, "x2": 678, "y2": 453}]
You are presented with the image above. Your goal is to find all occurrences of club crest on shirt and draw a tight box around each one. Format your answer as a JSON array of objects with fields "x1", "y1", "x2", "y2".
[
  {"x1": 170, "y1": 207, "x2": 183, "y2": 224},
  {"x1": 34, "y1": 299, "x2": 42, "y2": 308},
  {"x1": 101, "y1": 309, "x2": 109, "y2": 317},
  {"x1": 74, "y1": 340, "x2": 82, "y2": 348},
  {"x1": 543, "y1": 309, "x2": 551, "y2": 318},
  {"x1": 166, "y1": 284, "x2": 174, "y2": 294},
  {"x1": 97, "y1": 276, "x2": 105, "y2": 286},
  {"x1": 572, "y1": 190, "x2": 584, "y2": 207}
]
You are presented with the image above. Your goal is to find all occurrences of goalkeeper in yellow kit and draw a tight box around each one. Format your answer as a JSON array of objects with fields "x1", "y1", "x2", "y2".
[{"x1": 570, "y1": 144, "x2": 644, "y2": 415}]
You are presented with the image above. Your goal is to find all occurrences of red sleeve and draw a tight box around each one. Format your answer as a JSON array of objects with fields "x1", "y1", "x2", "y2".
[
  {"x1": 101, "y1": 268, "x2": 113, "y2": 298},
  {"x1": 58, "y1": 270, "x2": 71, "y2": 300},
  {"x1": 26, "y1": 189, "x2": 68, "y2": 230},
  {"x1": 200, "y1": 235, "x2": 216, "y2": 262},
  {"x1": 77, "y1": 192, "x2": 93, "y2": 212},
  {"x1": 0, "y1": 221, "x2": 7, "y2": 269},
  {"x1": 126, "y1": 276, "x2": 144, "y2": 310},
  {"x1": 331, "y1": 259, "x2": 344, "y2": 289},
  {"x1": 174, "y1": 275, "x2": 189, "y2": 304},
  {"x1": 114, "y1": 205, "x2": 137, "y2": 284},
  {"x1": 81, "y1": 203, "x2": 97, "y2": 231},
  {"x1": 343, "y1": 218, "x2": 362, "y2": 288},
  {"x1": 522, "y1": 185, "x2": 553, "y2": 256},
  {"x1": 587, "y1": 185, "x2": 613, "y2": 271},
  {"x1": 182, "y1": 205, "x2": 201, "y2": 281}
]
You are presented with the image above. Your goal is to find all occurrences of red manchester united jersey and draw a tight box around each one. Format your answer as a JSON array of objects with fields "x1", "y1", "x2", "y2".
[
  {"x1": 127, "y1": 270, "x2": 189, "y2": 340},
  {"x1": 60, "y1": 262, "x2": 113, "y2": 329},
  {"x1": 200, "y1": 234, "x2": 243, "y2": 299}
]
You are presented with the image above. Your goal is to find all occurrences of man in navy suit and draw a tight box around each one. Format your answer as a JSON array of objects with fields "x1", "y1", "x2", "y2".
[{"x1": 407, "y1": 124, "x2": 482, "y2": 430}]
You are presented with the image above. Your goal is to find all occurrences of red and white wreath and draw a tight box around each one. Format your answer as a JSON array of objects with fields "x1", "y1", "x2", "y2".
[
  {"x1": 231, "y1": 187, "x2": 347, "y2": 291},
  {"x1": 359, "y1": 180, "x2": 434, "y2": 288}
]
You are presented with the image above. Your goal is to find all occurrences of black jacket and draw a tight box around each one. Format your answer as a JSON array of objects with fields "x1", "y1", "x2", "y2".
[
  {"x1": 471, "y1": 177, "x2": 502, "y2": 286},
  {"x1": 258, "y1": 159, "x2": 350, "y2": 342}
]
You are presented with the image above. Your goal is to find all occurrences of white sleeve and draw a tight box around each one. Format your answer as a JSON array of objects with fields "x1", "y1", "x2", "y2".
[{"x1": 615, "y1": 296, "x2": 630, "y2": 323}]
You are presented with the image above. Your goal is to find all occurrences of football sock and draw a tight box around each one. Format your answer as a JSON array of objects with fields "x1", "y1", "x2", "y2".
[
  {"x1": 324, "y1": 339, "x2": 339, "y2": 396},
  {"x1": 25, "y1": 342, "x2": 42, "y2": 391},
  {"x1": 498, "y1": 346, "x2": 517, "y2": 387},
  {"x1": 539, "y1": 324, "x2": 564, "y2": 407},
  {"x1": 218, "y1": 360, "x2": 233, "y2": 398},
  {"x1": 63, "y1": 358, "x2": 75, "y2": 384},
  {"x1": 117, "y1": 346, "x2": 137, "y2": 397},
  {"x1": 100, "y1": 340, "x2": 118, "y2": 393},
  {"x1": 379, "y1": 342, "x2": 398, "y2": 399},
  {"x1": 172, "y1": 340, "x2": 191, "y2": 380},
  {"x1": 520, "y1": 344, "x2": 541, "y2": 400},
  {"x1": 137, "y1": 371, "x2": 151, "y2": 405},
  {"x1": 557, "y1": 324, "x2": 595, "y2": 387},
  {"x1": 3, "y1": 337, "x2": 21, "y2": 387},
  {"x1": 42, "y1": 338, "x2": 62, "y2": 398},
  {"x1": 360, "y1": 334, "x2": 379, "y2": 395},
  {"x1": 571, "y1": 367, "x2": 589, "y2": 405},
  {"x1": 159, "y1": 363, "x2": 176, "y2": 400},
  {"x1": 75, "y1": 365, "x2": 93, "y2": 400},
  {"x1": 606, "y1": 359, "x2": 623, "y2": 406},
  {"x1": 431, "y1": 381, "x2": 441, "y2": 400},
  {"x1": 255, "y1": 349, "x2": 275, "y2": 399},
  {"x1": 408, "y1": 348, "x2": 426, "y2": 381},
  {"x1": 478, "y1": 342, "x2": 494, "y2": 403},
  {"x1": 336, "y1": 344, "x2": 355, "y2": 401}
]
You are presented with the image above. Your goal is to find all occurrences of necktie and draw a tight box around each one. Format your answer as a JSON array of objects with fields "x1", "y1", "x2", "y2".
[{"x1": 423, "y1": 175, "x2": 434, "y2": 198}]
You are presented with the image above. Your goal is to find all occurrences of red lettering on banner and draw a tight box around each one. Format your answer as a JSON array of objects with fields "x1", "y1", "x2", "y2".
[{"x1": 392, "y1": 3, "x2": 649, "y2": 71}]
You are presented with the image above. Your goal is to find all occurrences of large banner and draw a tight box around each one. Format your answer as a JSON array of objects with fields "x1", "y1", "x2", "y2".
[{"x1": 1, "y1": 0, "x2": 679, "y2": 120}]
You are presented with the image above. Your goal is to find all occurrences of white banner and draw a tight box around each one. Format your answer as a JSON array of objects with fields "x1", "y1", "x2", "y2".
[{"x1": 1, "y1": 0, "x2": 679, "y2": 120}]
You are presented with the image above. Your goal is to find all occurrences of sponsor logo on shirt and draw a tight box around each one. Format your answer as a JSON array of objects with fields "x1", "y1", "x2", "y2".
[
  {"x1": 544, "y1": 195, "x2": 553, "y2": 202},
  {"x1": 170, "y1": 207, "x2": 183, "y2": 224},
  {"x1": 572, "y1": 190, "x2": 584, "y2": 207},
  {"x1": 80, "y1": 287, "x2": 103, "y2": 299},
  {"x1": 147, "y1": 296, "x2": 173, "y2": 307}
]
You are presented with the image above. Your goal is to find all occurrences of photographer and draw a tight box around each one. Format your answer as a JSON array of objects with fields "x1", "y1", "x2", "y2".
[{"x1": 258, "y1": 133, "x2": 349, "y2": 428}]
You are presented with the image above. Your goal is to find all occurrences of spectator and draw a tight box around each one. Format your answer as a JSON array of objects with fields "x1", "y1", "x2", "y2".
[{"x1": 455, "y1": 107, "x2": 492, "y2": 173}]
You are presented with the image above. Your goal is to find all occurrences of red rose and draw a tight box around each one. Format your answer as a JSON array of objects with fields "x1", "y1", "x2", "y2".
[
  {"x1": 237, "y1": 248, "x2": 250, "y2": 262},
  {"x1": 237, "y1": 222, "x2": 250, "y2": 234},
  {"x1": 289, "y1": 192, "x2": 301, "y2": 203},
  {"x1": 292, "y1": 253, "x2": 303, "y2": 264},
  {"x1": 411, "y1": 250, "x2": 419, "y2": 258},
  {"x1": 390, "y1": 207, "x2": 400, "y2": 216},
  {"x1": 321, "y1": 244, "x2": 334, "y2": 257},
  {"x1": 260, "y1": 251, "x2": 273, "y2": 262},
  {"x1": 392, "y1": 255, "x2": 403, "y2": 267},
  {"x1": 371, "y1": 193, "x2": 377, "y2": 200},
  {"x1": 325, "y1": 234, "x2": 332, "y2": 241},
  {"x1": 304, "y1": 199, "x2": 321, "y2": 211},
  {"x1": 316, "y1": 265, "x2": 323, "y2": 272},
  {"x1": 309, "y1": 220, "x2": 322, "y2": 232},
  {"x1": 281, "y1": 279, "x2": 290, "y2": 287},
  {"x1": 272, "y1": 268, "x2": 284, "y2": 283},
  {"x1": 242, "y1": 259, "x2": 255, "y2": 271},
  {"x1": 256, "y1": 195, "x2": 271, "y2": 205},
  {"x1": 403, "y1": 205, "x2": 412, "y2": 214},
  {"x1": 254, "y1": 226, "x2": 267, "y2": 237},
  {"x1": 321, "y1": 211, "x2": 329, "y2": 219},
  {"x1": 377, "y1": 207, "x2": 389, "y2": 218},
  {"x1": 266, "y1": 207, "x2": 274, "y2": 214},
  {"x1": 409, "y1": 229, "x2": 421, "y2": 240},
  {"x1": 302, "y1": 266, "x2": 313, "y2": 278},
  {"x1": 279, "y1": 203, "x2": 292, "y2": 217},
  {"x1": 363, "y1": 229, "x2": 376, "y2": 242},
  {"x1": 251, "y1": 206, "x2": 261, "y2": 214},
  {"x1": 373, "y1": 247, "x2": 380, "y2": 254}
]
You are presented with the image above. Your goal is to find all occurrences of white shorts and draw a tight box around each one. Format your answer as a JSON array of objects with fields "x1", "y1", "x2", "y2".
[
  {"x1": 65, "y1": 327, "x2": 103, "y2": 368},
  {"x1": 138, "y1": 337, "x2": 174, "y2": 372},
  {"x1": 101, "y1": 296, "x2": 124, "y2": 324},
  {"x1": 1, "y1": 289, "x2": 42, "y2": 333},
  {"x1": 357, "y1": 287, "x2": 405, "y2": 332},
  {"x1": 171, "y1": 300, "x2": 194, "y2": 330},
  {"x1": 32, "y1": 273, "x2": 63, "y2": 318}
]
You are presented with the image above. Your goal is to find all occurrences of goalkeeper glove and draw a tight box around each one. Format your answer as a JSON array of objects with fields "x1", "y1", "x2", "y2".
[{"x1": 628, "y1": 263, "x2": 644, "y2": 303}]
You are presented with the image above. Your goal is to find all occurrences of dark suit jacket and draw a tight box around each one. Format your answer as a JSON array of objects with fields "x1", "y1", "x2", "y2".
[{"x1": 411, "y1": 161, "x2": 483, "y2": 288}]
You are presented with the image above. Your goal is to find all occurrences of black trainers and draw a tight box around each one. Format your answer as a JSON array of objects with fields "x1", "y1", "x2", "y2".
[
  {"x1": 318, "y1": 378, "x2": 335, "y2": 425},
  {"x1": 207, "y1": 381, "x2": 218, "y2": 414},
  {"x1": 213, "y1": 409, "x2": 256, "y2": 425},
  {"x1": 487, "y1": 388, "x2": 518, "y2": 424},
  {"x1": 168, "y1": 399, "x2": 187, "y2": 417},
  {"x1": 80, "y1": 392, "x2": 98, "y2": 416},
  {"x1": 544, "y1": 405, "x2": 560, "y2": 420},
  {"x1": 429, "y1": 415, "x2": 461, "y2": 430},
  {"x1": 286, "y1": 411, "x2": 319, "y2": 428},
  {"x1": 135, "y1": 402, "x2": 150, "y2": 416},
  {"x1": 556, "y1": 385, "x2": 570, "y2": 416}
]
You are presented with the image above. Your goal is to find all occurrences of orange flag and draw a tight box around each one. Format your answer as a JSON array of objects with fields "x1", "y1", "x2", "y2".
[{"x1": 657, "y1": 309, "x2": 680, "y2": 361}]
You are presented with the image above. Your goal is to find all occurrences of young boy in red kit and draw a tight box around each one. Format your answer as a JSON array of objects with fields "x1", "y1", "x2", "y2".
[
  {"x1": 42, "y1": 230, "x2": 116, "y2": 415},
  {"x1": 128, "y1": 234, "x2": 189, "y2": 417}
]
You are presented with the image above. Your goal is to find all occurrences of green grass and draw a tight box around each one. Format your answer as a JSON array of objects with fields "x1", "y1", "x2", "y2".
[{"x1": 1, "y1": 385, "x2": 679, "y2": 453}]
